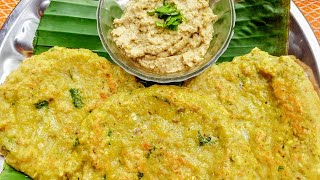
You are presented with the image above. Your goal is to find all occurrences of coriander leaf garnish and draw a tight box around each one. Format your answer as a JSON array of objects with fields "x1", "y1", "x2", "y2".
[
  {"x1": 107, "y1": 130, "x2": 113, "y2": 137},
  {"x1": 198, "y1": 131, "x2": 214, "y2": 146},
  {"x1": 137, "y1": 172, "x2": 144, "y2": 179},
  {"x1": 146, "y1": 145, "x2": 157, "y2": 159},
  {"x1": 148, "y1": 0, "x2": 183, "y2": 30},
  {"x1": 147, "y1": 11, "x2": 155, "y2": 16},
  {"x1": 278, "y1": 165, "x2": 285, "y2": 171},
  {"x1": 73, "y1": 137, "x2": 80, "y2": 148},
  {"x1": 69, "y1": 88, "x2": 84, "y2": 108},
  {"x1": 34, "y1": 100, "x2": 49, "y2": 109},
  {"x1": 155, "y1": 21, "x2": 165, "y2": 28}
]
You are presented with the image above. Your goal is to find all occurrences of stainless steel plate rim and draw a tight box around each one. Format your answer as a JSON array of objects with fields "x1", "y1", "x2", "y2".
[{"x1": 290, "y1": 1, "x2": 320, "y2": 80}]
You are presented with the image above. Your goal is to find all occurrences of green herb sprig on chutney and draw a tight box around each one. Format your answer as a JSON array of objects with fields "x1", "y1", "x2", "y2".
[{"x1": 148, "y1": 0, "x2": 183, "y2": 30}]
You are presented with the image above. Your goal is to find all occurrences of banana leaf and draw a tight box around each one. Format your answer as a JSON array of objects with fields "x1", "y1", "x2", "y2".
[
  {"x1": 218, "y1": 0, "x2": 290, "y2": 62},
  {"x1": 0, "y1": 162, "x2": 30, "y2": 180},
  {"x1": 1, "y1": 0, "x2": 290, "y2": 178},
  {"x1": 33, "y1": 0, "x2": 290, "y2": 61},
  {"x1": 33, "y1": 0, "x2": 109, "y2": 56}
]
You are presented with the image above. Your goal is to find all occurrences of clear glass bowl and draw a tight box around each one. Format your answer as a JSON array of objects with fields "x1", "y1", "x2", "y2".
[{"x1": 97, "y1": 0, "x2": 236, "y2": 83}]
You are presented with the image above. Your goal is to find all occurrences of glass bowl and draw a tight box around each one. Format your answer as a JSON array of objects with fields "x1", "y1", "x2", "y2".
[{"x1": 97, "y1": 0, "x2": 236, "y2": 83}]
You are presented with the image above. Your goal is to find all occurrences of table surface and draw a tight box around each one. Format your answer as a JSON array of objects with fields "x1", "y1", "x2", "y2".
[{"x1": 0, "y1": 0, "x2": 319, "y2": 43}]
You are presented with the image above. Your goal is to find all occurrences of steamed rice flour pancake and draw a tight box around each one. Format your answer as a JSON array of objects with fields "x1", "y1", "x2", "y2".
[
  {"x1": 185, "y1": 48, "x2": 320, "y2": 178},
  {"x1": 0, "y1": 47, "x2": 143, "y2": 179}
]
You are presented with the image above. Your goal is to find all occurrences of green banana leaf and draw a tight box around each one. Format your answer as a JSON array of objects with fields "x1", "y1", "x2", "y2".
[
  {"x1": 33, "y1": 0, "x2": 290, "y2": 61},
  {"x1": 1, "y1": 0, "x2": 290, "y2": 178},
  {"x1": 219, "y1": 0, "x2": 290, "y2": 62},
  {"x1": 0, "y1": 162, "x2": 30, "y2": 179}
]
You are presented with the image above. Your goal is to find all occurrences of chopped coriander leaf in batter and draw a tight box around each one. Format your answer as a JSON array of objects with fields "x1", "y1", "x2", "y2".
[
  {"x1": 198, "y1": 131, "x2": 213, "y2": 146},
  {"x1": 138, "y1": 172, "x2": 144, "y2": 179},
  {"x1": 70, "y1": 88, "x2": 84, "y2": 108},
  {"x1": 73, "y1": 138, "x2": 80, "y2": 148},
  {"x1": 107, "y1": 130, "x2": 112, "y2": 137},
  {"x1": 34, "y1": 100, "x2": 49, "y2": 109},
  {"x1": 278, "y1": 166, "x2": 285, "y2": 171}
]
